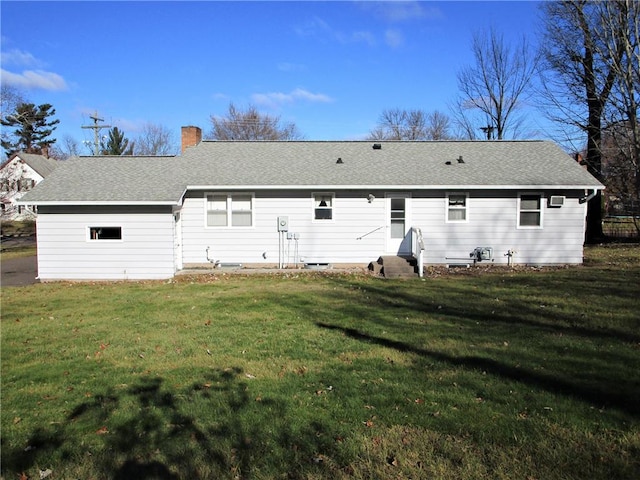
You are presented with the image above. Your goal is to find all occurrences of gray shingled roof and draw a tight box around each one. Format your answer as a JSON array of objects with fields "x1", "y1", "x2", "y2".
[
  {"x1": 20, "y1": 156, "x2": 185, "y2": 204},
  {"x1": 8, "y1": 152, "x2": 58, "y2": 177},
  {"x1": 20, "y1": 141, "x2": 603, "y2": 205},
  {"x1": 181, "y1": 140, "x2": 603, "y2": 188}
]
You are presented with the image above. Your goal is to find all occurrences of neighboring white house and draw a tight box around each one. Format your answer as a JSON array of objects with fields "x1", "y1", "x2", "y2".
[
  {"x1": 1, "y1": 152, "x2": 57, "y2": 221},
  {"x1": 19, "y1": 127, "x2": 604, "y2": 280}
]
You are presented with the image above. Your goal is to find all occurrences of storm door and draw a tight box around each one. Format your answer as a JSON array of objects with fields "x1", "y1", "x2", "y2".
[{"x1": 386, "y1": 193, "x2": 411, "y2": 254}]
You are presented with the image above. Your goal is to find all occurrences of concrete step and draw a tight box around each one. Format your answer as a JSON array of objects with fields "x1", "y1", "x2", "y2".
[{"x1": 370, "y1": 255, "x2": 418, "y2": 278}]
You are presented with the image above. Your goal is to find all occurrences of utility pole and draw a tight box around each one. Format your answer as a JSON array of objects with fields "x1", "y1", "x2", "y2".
[
  {"x1": 81, "y1": 112, "x2": 110, "y2": 155},
  {"x1": 480, "y1": 124, "x2": 495, "y2": 140}
]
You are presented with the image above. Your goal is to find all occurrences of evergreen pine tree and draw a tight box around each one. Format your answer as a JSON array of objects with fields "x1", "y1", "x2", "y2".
[
  {"x1": 1, "y1": 103, "x2": 60, "y2": 157},
  {"x1": 101, "y1": 127, "x2": 134, "y2": 155}
]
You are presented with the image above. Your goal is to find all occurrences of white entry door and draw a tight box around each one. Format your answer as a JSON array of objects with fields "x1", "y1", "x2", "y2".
[{"x1": 386, "y1": 193, "x2": 411, "y2": 254}]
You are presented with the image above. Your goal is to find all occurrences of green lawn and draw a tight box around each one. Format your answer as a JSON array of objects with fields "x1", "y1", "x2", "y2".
[
  {"x1": 2, "y1": 245, "x2": 639, "y2": 479},
  {"x1": 0, "y1": 220, "x2": 36, "y2": 260}
]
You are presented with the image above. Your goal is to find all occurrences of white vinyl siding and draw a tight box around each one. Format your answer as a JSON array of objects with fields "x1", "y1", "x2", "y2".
[
  {"x1": 412, "y1": 191, "x2": 585, "y2": 265},
  {"x1": 182, "y1": 190, "x2": 385, "y2": 266},
  {"x1": 36, "y1": 209, "x2": 175, "y2": 280},
  {"x1": 33, "y1": 188, "x2": 591, "y2": 280},
  {"x1": 178, "y1": 189, "x2": 589, "y2": 269}
]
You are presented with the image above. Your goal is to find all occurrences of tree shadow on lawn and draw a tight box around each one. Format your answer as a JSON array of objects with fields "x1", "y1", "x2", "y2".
[
  {"x1": 350, "y1": 273, "x2": 640, "y2": 346},
  {"x1": 2, "y1": 368, "x2": 344, "y2": 479},
  {"x1": 315, "y1": 316, "x2": 640, "y2": 418},
  {"x1": 311, "y1": 273, "x2": 640, "y2": 419}
]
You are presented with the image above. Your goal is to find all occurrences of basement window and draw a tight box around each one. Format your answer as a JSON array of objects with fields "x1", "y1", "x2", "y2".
[{"x1": 89, "y1": 227, "x2": 122, "y2": 240}]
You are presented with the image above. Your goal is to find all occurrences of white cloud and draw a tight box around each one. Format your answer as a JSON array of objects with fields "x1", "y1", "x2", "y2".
[
  {"x1": 295, "y1": 17, "x2": 376, "y2": 46},
  {"x1": 252, "y1": 88, "x2": 334, "y2": 109},
  {"x1": 294, "y1": 17, "x2": 333, "y2": 39},
  {"x1": 1, "y1": 69, "x2": 68, "y2": 91},
  {"x1": 1, "y1": 48, "x2": 41, "y2": 67},
  {"x1": 289, "y1": 89, "x2": 333, "y2": 103},
  {"x1": 211, "y1": 92, "x2": 230, "y2": 101},
  {"x1": 359, "y1": 1, "x2": 441, "y2": 22},
  {"x1": 352, "y1": 31, "x2": 376, "y2": 46},
  {"x1": 112, "y1": 118, "x2": 143, "y2": 133},
  {"x1": 385, "y1": 29, "x2": 404, "y2": 48},
  {"x1": 0, "y1": 45, "x2": 68, "y2": 91}
]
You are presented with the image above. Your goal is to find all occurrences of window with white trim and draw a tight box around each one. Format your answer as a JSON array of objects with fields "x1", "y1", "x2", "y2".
[
  {"x1": 89, "y1": 227, "x2": 122, "y2": 240},
  {"x1": 313, "y1": 193, "x2": 333, "y2": 220},
  {"x1": 518, "y1": 194, "x2": 543, "y2": 228},
  {"x1": 206, "y1": 193, "x2": 253, "y2": 227},
  {"x1": 447, "y1": 193, "x2": 467, "y2": 222}
]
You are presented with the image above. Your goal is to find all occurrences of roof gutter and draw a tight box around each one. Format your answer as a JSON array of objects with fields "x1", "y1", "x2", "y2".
[
  {"x1": 15, "y1": 200, "x2": 181, "y2": 206},
  {"x1": 186, "y1": 184, "x2": 604, "y2": 191}
]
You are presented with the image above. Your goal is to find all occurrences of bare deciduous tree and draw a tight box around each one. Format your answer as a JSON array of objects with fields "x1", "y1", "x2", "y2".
[
  {"x1": 598, "y1": 0, "x2": 640, "y2": 232},
  {"x1": 209, "y1": 103, "x2": 303, "y2": 141},
  {"x1": 0, "y1": 86, "x2": 27, "y2": 162},
  {"x1": 50, "y1": 135, "x2": 81, "y2": 160},
  {"x1": 1, "y1": 85, "x2": 26, "y2": 117},
  {"x1": 454, "y1": 27, "x2": 539, "y2": 140},
  {"x1": 368, "y1": 108, "x2": 451, "y2": 140},
  {"x1": 540, "y1": 0, "x2": 630, "y2": 241},
  {"x1": 135, "y1": 123, "x2": 177, "y2": 155},
  {"x1": 426, "y1": 110, "x2": 452, "y2": 140}
]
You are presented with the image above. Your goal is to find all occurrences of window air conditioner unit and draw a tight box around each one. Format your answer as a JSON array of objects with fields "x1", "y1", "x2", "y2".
[{"x1": 549, "y1": 195, "x2": 565, "y2": 207}]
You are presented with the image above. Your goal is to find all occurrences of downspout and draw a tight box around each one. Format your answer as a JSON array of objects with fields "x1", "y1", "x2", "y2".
[
  {"x1": 579, "y1": 189, "x2": 598, "y2": 204},
  {"x1": 579, "y1": 189, "x2": 599, "y2": 247}
]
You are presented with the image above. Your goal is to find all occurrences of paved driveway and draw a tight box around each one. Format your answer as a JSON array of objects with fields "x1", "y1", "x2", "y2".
[{"x1": 1, "y1": 255, "x2": 38, "y2": 287}]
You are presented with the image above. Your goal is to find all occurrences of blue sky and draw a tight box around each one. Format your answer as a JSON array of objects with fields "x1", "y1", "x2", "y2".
[{"x1": 1, "y1": 1, "x2": 546, "y2": 153}]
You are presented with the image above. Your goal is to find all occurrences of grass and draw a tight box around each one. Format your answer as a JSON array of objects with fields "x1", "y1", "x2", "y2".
[
  {"x1": 0, "y1": 244, "x2": 36, "y2": 260},
  {"x1": 1, "y1": 220, "x2": 36, "y2": 260},
  {"x1": 1, "y1": 245, "x2": 639, "y2": 479},
  {"x1": 0, "y1": 220, "x2": 35, "y2": 238}
]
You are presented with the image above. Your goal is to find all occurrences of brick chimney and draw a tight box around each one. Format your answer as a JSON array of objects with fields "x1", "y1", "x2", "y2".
[{"x1": 181, "y1": 126, "x2": 202, "y2": 153}]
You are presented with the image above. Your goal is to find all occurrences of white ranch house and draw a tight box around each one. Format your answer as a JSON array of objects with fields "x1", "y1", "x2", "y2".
[{"x1": 19, "y1": 127, "x2": 603, "y2": 280}]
